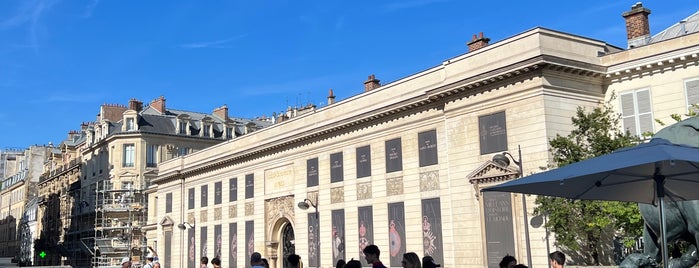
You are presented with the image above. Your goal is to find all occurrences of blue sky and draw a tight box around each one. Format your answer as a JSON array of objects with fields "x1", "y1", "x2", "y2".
[{"x1": 1, "y1": 0, "x2": 698, "y2": 149}]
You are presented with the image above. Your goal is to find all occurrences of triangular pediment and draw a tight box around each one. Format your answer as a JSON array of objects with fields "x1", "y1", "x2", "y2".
[
  {"x1": 468, "y1": 160, "x2": 519, "y2": 185},
  {"x1": 160, "y1": 216, "x2": 174, "y2": 226},
  {"x1": 143, "y1": 169, "x2": 159, "y2": 177},
  {"x1": 117, "y1": 170, "x2": 139, "y2": 177}
]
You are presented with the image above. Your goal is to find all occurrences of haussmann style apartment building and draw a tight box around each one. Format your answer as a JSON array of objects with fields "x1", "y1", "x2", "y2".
[
  {"x1": 145, "y1": 3, "x2": 699, "y2": 268},
  {"x1": 34, "y1": 97, "x2": 271, "y2": 267}
]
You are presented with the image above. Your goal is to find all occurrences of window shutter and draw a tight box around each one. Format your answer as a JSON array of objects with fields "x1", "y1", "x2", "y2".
[
  {"x1": 620, "y1": 93, "x2": 637, "y2": 134},
  {"x1": 686, "y1": 79, "x2": 699, "y2": 111},
  {"x1": 637, "y1": 90, "x2": 653, "y2": 134}
]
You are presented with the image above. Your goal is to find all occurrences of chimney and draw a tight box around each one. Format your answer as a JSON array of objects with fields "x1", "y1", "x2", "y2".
[
  {"x1": 213, "y1": 105, "x2": 229, "y2": 121},
  {"x1": 622, "y1": 2, "x2": 651, "y2": 48},
  {"x1": 150, "y1": 96, "x2": 166, "y2": 114},
  {"x1": 327, "y1": 89, "x2": 336, "y2": 105},
  {"x1": 467, "y1": 32, "x2": 490, "y2": 52},
  {"x1": 364, "y1": 74, "x2": 381, "y2": 92},
  {"x1": 128, "y1": 98, "x2": 143, "y2": 112},
  {"x1": 99, "y1": 103, "x2": 128, "y2": 122}
]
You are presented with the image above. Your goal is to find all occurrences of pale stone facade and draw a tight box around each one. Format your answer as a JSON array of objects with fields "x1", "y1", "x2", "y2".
[{"x1": 149, "y1": 28, "x2": 623, "y2": 268}]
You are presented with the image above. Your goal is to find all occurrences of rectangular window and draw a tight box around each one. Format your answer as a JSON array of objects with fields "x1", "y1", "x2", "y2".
[
  {"x1": 418, "y1": 129, "x2": 439, "y2": 167},
  {"x1": 245, "y1": 174, "x2": 254, "y2": 199},
  {"x1": 165, "y1": 193, "x2": 172, "y2": 213},
  {"x1": 385, "y1": 138, "x2": 403, "y2": 173},
  {"x1": 356, "y1": 145, "x2": 371, "y2": 178},
  {"x1": 330, "y1": 152, "x2": 343, "y2": 183},
  {"x1": 307, "y1": 158, "x2": 319, "y2": 186},
  {"x1": 201, "y1": 185, "x2": 208, "y2": 207},
  {"x1": 620, "y1": 89, "x2": 653, "y2": 137},
  {"x1": 478, "y1": 111, "x2": 508, "y2": 155},
  {"x1": 214, "y1": 181, "x2": 222, "y2": 205},
  {"x1": 179, "y1": 121, "x2": 187, "y2": 134},
  {"x1": 685, "y1": 78, "x2": 699, "y2": 113},
  {"x1": 126, "y1": 118, "x2": 135, "y2": 131},
  {"x1": 146, "y1": 144, "x2": 158, "y2": 167},
  {"x1": 123, "y1": 144, "x2": 135, "y2": 167},
  {"x1": 203, "y1": 124, "x2": 211, "y2": 137},
  {"x1": 188, "y1": 188, "x2": 195, "y2": 210},
  {"x1": 226, "y1": 127, "x2": 233, "y2": 139},
  {"x1": 229, "y1": 177, "x2": 237, "y2": 202},
  {"x1": 178, "y1": 147, "x2": 189, "y2": 157}
]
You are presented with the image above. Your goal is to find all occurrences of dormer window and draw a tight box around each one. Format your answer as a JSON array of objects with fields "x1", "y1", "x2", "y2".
[
  {"x1": 126, "y1": 118, "x2": 135, "y2": 131},
  {"x1": 226, "y1": 127, "x2": 233, "y2": 139},
  {"x1": 179, "y1": 121, "x2": 188, "y2": 135},
  {"x1": 203, "y1": 124, "x2": 211, "y2": 137}
]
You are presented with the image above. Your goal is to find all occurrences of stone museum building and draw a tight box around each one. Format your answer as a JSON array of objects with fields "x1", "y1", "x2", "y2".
[{"x1": 146, "y1": 4, "x2": 699, "y2": 268}]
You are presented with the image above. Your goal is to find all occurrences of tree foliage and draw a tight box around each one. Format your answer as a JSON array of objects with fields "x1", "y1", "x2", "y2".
[{"x1": 534, "y1": 103, "x2": 643, "y2": 265}]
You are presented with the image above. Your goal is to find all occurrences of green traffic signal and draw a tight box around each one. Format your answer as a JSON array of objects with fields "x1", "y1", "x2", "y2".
[{"x1": 39, "y1": 251, "x2": 46, "y2": 258}]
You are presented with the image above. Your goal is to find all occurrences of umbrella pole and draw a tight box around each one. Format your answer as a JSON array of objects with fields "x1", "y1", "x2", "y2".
[{"x1": 656, "y1": 174, "x2": 669, "y2": 268}]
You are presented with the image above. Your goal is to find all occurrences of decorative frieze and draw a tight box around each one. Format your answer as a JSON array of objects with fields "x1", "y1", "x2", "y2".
[
  {"x1": 229, "y1": 205, "x2": 237, "y2": 218},
  {"x1": 200, "y1": 210, "x2": 207, "y2": 222},
  {"x1": 330, "y1": 187, "x2": 344, "y2": 204},
  {"x1": 357, "y1": 182, "x2": 372, "y2": 200},
  {"x1": 214, "y1": 207, "x2": 221, "y2": 220},
  {"x1": 386, "y1": 177, "x2": 404, "y2": 196},
  {"x1": 420, "y1": 170, "x2": 440, "y2": 191},
  {"x1": 245, "y1": 202, "x2": 254, "y2": 216}
]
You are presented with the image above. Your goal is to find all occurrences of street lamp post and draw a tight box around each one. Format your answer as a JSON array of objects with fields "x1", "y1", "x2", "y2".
[
  {"x1": 178, "y1": 220, "x2": 195, "y2": 268},
  {"x1": 298, "y1": 198, "x2": 319, "y2": 268},
  {"x1": 493, "y1": 145, "x2": 532, "y2": 267}
]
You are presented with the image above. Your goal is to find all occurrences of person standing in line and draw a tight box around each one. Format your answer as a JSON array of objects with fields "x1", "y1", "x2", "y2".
[
  {"x1": 499, "y1": 255, "x2": 517, "y2": 268},
  {"x1": 120, "y1": 257, "x2": 132, "y2": 268},
  {"x1": 201, "y1": 256, "x2": 210, "y2": 268},
  {"x1": 211, "y1": 257, "x2": 222, "y2": 268},
  {"x1": 336, "y1": 259, "x2": 346, "y2": 268},
  {"x1": 250, "y1": 252, "x2": 266, "y2": 268},
  {"x1": 401, "y1": 252, "x2": 421, "y2": 268},
  {"x1": 549, "y1": 251, "x2": 566, "y2": 268},
  {"x1": 422, "y1": 256, "x2": 440, "y2": 268},
  {"x1": 261, "y1": 258, "x2": 270, "y2": 268},
  {"x1": 345, "y1": 259, "x2": 362, "y2": 268},
  {"x1": 362, "y1": 245, "x2": 387, "y2": 268},
  {"x1": 287, "y1": 254, "x2": 301, "y2": 268}
]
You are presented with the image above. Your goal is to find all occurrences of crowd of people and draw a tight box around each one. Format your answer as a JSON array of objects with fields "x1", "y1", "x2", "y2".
[
  {"x1": 118, "y1": 244, "x2": 565, "y2": 267},
  {"x1": 499, "y1": 251, "x2": 567, "y2": 268}
]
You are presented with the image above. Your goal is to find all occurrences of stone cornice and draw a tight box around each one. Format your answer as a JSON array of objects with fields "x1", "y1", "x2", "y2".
[
  {"x1": 155, "y1": 56, "x2": 604, "y2": 184},
  {"x1": 605, "y1": 45, "x2": 699, "y2": 83}
]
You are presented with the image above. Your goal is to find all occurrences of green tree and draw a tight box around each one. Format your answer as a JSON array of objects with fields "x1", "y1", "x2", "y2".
[{"x1": 534, "y1": 103, "x2": 643, "y2": 265}]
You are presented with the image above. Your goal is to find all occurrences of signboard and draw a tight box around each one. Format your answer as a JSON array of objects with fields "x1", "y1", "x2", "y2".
[
  {"x1": 479, "y1": 111, "x2": 508, "y2": 155},
  {"x1": 356, "y1": 146, "x2": 371, "y2": 178},
  {"x1": 483, "y1": 191, "x2": 515, "y2": 268}
]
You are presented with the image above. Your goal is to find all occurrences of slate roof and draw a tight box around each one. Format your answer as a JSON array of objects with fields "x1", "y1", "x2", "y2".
[{"x1": 650, "y1": 10, "x2": 699, "y2": 44}]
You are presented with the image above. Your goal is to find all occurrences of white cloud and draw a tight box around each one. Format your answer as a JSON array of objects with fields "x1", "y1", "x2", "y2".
[
  {"x1": 83, "y1": 0, "x2": 100, "y2": 18},
  {"x1": 179, "y1": 35, "x2": 248, "y2": 49},
  {"x1": 1, "y1": 0, "x2": 60, "y2": 50}
]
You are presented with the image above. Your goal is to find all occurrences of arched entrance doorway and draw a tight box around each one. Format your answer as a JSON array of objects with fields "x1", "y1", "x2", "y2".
[
  {"x1": 264, "y1": 196, "x2": 296, "y2": 268},
  {"x1": 281, "y1": 223, "x2": 295, "y2": 268}
]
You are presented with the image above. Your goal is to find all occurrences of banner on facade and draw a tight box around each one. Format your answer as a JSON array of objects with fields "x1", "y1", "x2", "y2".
[
  {"x1": 307, "y1": 212, "x2": 319, "y2": 267},
  {"x1": 188, "y1": 227, "x2": 196, "y2": 268},
  {"x1": 331, "y1": 209, "x2": 345, "y2": 264},
  {"x1": 358, "y1": 206, "x2": 373, "y2": 267},
  {"x1": 246, "y1": 221, "x2": 254, "y2": 268},
  {"x1": 422, "y1": 198, "x2": 444, "y2": 266},
  {"x1": 229, "y1": 222, "x2": 238, "y2": 268},
  {"x1": 215, "y1": 224, "x2": 222, "y2": 258},
  {"x1": 483, "y1": 191, "x2": 515, "y2": 268},
  {"x1": 388, "y1": 202, "x2": 406, "y2": 267}
]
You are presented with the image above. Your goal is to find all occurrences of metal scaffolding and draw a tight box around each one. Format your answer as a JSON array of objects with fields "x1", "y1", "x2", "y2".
[{"x1": 93, "y1": 180, "x2": 146, "y2": 267}]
